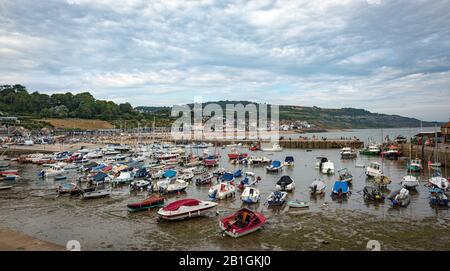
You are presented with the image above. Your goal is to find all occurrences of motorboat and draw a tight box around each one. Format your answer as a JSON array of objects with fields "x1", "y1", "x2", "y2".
[
  {"x1": 240, "y1": 186, "x2": 260, "y2": 204},
  {"x1": 276, "y1": 175, "x2": 295, "y2": 191},
  {"x1": 38, "y1": 165, "x2": 65, "y2": 178},
  {"x1": 195, "y1": 174, "x2": 216, "y2": 185},
  {"x1": 219, "y1": 208, "x2": 266, "y2": 238},
  {"x1": 208, "y1": 182, "x2": 236, "y2": 199},
  {"x1": 388, "y1": 188, "x2": 410, "y2": 207},
  {"x1": 156, "y1": 179, "x2": 188, "y2": 194},
  {"x1": 111, "y1": 171, "x2": 135, "y2": 186},
  {"x1": 56, "y1": 183, "x2": 77, "y2": 194},
  {"x1": 363, "y1": 186, "x2": 385, "y2": 201},
  {"x1": 283, "y1": 156, "x2": 294, "y2": 166},
  {"x1": 401, "y1": 175, "x2": 419, "y2": 190},
  {"x1": 340, "y1": 147, "x2": 357, "y2": 159},
  {"x1": 331, "y1": 181, "x2": 351, "y2": 199},
  {"x1": 266, "y1": 191, "x2": 287, "y2": 206},
  {"x1": 129, "y1": 179, "x2": 151, "y2": 191},
  {"x1": 247, "y1": 156, "x2": 271, "y2": 165},
  {"x1": 227, "y1": 152, "x2": 248, "y2": 160},
  {"x1": 381, "y1": 145, "x2": 401, "y2": 159},
  {"x1": 338, "y1": 168, "x2": 353, "y2": 183},
  {"x1": 203, "y1": 156, "x2": 219, "y2": 167},
  {"x1": 428, "y1": 171, "x2": 449, "y2": 191},
  {"x1": 366, "y1": 162, "x2": 382, "y2": 178},
  {"x1": 127, "y1": 196, "x2": 165, "y2": 212},
  {"x1": 321, "y1": 161, "x2": 334, "y2": 175},
  {"x1": 233, "y1": 169, "x2": 242, "y2": 178},
  {"x1": 266, "y1": 160, "x2": 283, "y2": 173},
  {"x1": 261, "y1": 143, "x2": 283, "y2": 152},
  {"x1": 178, "y1": 172, "x2": 194, "y2": 182},
  {"x1": 237, "y1": 172, "x2": 259, "y2": 190},
  {"x1": 309, "y1": 179, "x2": 326, "y2": 195},
  {"x1": 157, "y1": 198, "x2": 218, "y2": 221},
  {"x1": 407, "y1": 158, "x2": 422, "y2": 172},
  {"x1": 360, "y1": 144, "x2": 381, "y2": 155}
]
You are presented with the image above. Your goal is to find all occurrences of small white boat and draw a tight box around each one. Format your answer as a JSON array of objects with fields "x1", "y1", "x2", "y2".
[
  {"x1": 129, "y1": 180, "x2": 151, "y2": 191},
  {"x1": 365, "y1": 162, "x2": 382, "y2": 178},
  {"x1": 179, "y1": 172, "x2": 194, "y2": 181},
  {"x1": 156, "y1": 179, "x2": 188, "y2": 194},
  {"x1": 287, "y1": 200, "x2": 309, "y2": 208},
  {"x1": 428, "y1": 176, "x2": 449, "y2": 191},
  {"x1": 111, "y1": 171, "x2": 134, "y2": 185},
  {"x1": 321, "y1": 161, "x2": 335, "y2": 175},
  {"x1": 39, "y1": 165, "x2": 65, "y2": 178},
  {"x1": 340, "y1": 147, "x2": 357, "y2": 159},
  {"x1": 388, "y1": 188, "x2": 410, "y2": 207},
  {"x1": 208, "y1": 182, "x2": 236, "y2": 199},
  {"x1": 157, "y1": 198, "x2": 218, "y2": 221},
  {"x1": 82, "y1": 188, "x2": 111, "y2": 199},
  {"x1": 309, "y1": 179, "x2": 326, "y2": 195},
  {"x1": 266, "y1": 191, "x2": 288, "y2": 206},
  {"x1": 401, "y1": 175, "x2": 419, "y2": 190},
  {"x1": 240, "y1": 187, "x2": 260, "y2": 204},
  {"x1": 261, "y1": 143, "x2": 283, "y2": 152}
]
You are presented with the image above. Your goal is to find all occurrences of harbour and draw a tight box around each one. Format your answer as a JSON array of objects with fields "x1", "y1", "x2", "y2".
[{"x1": 0, "y1": 127, "x2": 449, "y2": 251}]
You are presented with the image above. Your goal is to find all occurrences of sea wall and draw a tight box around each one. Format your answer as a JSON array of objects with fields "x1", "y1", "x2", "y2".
[{"x1": 399, "y1": 143, "x2": 450, "y2": 167}]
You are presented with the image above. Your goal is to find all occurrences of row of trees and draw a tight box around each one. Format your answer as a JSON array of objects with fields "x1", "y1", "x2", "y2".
[{"x1": 0, "y1": 84, "x2": 138, "y2": 120}]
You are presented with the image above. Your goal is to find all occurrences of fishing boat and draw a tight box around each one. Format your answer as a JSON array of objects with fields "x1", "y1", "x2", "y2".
[
  {"x1": 82, "y1": 188, "x2": 111, "y2": 199},
  {"x1": 365, "y1": 162, "x2": 383, "y2": 178},
  {"x1": 266, "y1": 191, "x2": 287, "y2": 206},
  {"x1": 157, "y1": 198, "x2": 218, "y2": 221},
  {"x1": 360, "y1": 144, "x2": 381, "y2": 155},
  {"x1": 275, "y1": 175, "x2": 295, "y2": 191},
  {"x1": 219, "y1": 208, "x2": 266, "y2": 238},
  {"x1": 283, "y1": 156, "x2": 294, "y2": 166},
  {"x1": 127, "y1": 196, "x2": 165, "y2": 212},
  {"x1": 129, "y1": 179, "x2": 151, "y2": 191},
  {"x1": 401, "y1": 175, "x2": 419, "y2": 190},
  {"x1": 261, "y1": 143, "x2": 283, "y2": 152},
  {"x1": 340, "y1": 147, "x2": 357, "y2": 159},
  {"x1": 388, "y1": 188, "x2": 410, "y2": 207},
  {"x1": 407, "y1": 158, "x2": 422, "y2": 172},
  {"x1": 309, "y1": 179, "x2": 326, "y2": 195},
  {"x1": 195, "y1": 174, "x2": 216, "y2": 185},
  {"x1": 429, "y1": 188, "x2": 449, "y2": 207},
  {"x1": 331, "y1": 181, "x2": 351, "y2": 199},
  {"x1": 266, "y1": 160, "x2": 282, "y2": 173},
  {"x1": 287, "y1": 200, "x2": 309, "y2": 208},
  {"x1": 338, "y1": 168, "x2": 353, "y2": 183},
  {"x1": 240, "y1": 186, "x2": 260, "y2": 204},
  {"x1": 363, "y1": 186, "x2": 385, "y2": 201},
  {"x1": 208, "y1": 182, "x2": 236, "y2": 199}
]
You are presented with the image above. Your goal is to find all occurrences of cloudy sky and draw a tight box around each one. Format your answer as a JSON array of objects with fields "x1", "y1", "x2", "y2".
[{"x1": 0, "y1": 0, "x2": 449, "y2": 121}]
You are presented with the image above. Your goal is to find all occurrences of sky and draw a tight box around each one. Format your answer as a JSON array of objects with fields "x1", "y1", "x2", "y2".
[{"x1": 0, "y1": 0, "x2": 449, "y2": 121}]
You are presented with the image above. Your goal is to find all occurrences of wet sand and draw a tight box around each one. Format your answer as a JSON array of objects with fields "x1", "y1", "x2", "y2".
[{"x1": 0, "y1": 226, "x2": 63, "y2": 251}]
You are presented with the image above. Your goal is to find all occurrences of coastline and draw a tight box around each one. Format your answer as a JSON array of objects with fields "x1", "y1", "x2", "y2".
[{"x1": 0, "y1": 226, "x2": 63, "y2": 251}]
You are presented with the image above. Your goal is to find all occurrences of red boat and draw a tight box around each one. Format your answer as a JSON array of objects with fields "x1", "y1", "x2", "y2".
[
  {"x1": 219, "y1": 208, "x2": 266, "y2": 238},
  {"x1": 227, "y1": 153, "x2": 248, "y2": 160},
  {"x1": 127, "y1": 196, "x2": 165, "y2": 212},
  {"x1": 203, "y1": 158, "x2": 218, "y2": 167}
]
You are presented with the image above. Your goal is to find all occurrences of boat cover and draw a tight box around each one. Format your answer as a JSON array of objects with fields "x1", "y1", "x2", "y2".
[
  {"x1": 271, "y1": 160, "x2": 281, "y2": 167},
  {"x1": 332, "y1": 181, "x2": 349, "y2": 193},
  {"x1": 277, "y1": 175, "x2": 293, "y2": 185},
  {"x1": 92, "y1": 172, "x2": 108, "y2": 183},
  {"x1": 222, "y1": 172, "x2": 234, "y2": 181},
  {"x1": 162, "y1": 199, "x2": 200, "y2": 211},
  {"x1": 163, "y1": 169, "x2": 177, "y2": 179},
  {"x1": 284, "y1": 156, "x2": 294, "y2": 162}
]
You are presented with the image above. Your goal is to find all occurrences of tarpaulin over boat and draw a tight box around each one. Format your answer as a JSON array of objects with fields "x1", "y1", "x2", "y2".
[
  {"x1": 162, "y1": 199, "x2": 200, "y2": 211},
  {"x1": 91, "y1": 164, "x2": 106, "y2": 171},
  {"x1": 92, "y1": 172, "x2": 108, "y2": 183},
  {"x1": 284, "y1": 156, "x2": 294, "y2": 162},
  {"x1": 332, "y1": 181, "x2": 349, "y2": 193},
  {"x1": 271, "y1": 160, "x2": 281, "y2": 167},
  {"x1": 277, "y1": 175, "x2": 293, "y2": 185},
  {"x1": 221, "y1": 172, "x2": 234, "y2": 181},
  {"x1": 163, "y1": 169, "x2": 176, "y2": 179}
]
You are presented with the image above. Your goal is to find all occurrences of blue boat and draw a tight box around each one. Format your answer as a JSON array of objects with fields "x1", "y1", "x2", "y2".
[
  {"x1": 331, "y1": 181, "x2": 351, "y2": 198},
  {"x1": 266, "y1": 160, "x2": 282, "y2": 172},
  {"x1": 162, "y1": 169, "x2": 177, "y2": 179},
  {"x1": 233, "y1": 169, "x2": 242, "y2": 178},
  {"x1": 283, "y1": 156, "x2": 294, "y2": 166},
  {"x1": 221, "y1": 172, "x2": 234, "y2": 182},
  {"x1": 429, "y1": 188, "x2": 449, "y2": 207}
]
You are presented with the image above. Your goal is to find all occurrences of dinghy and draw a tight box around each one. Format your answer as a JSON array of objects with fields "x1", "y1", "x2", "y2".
[
  {"x1": 237, "y1": 172, "x2": 258, "y2": 190},
  {"x1": 363, "y1": 186, "x2": 385, "y2": 201},
  {"x1": 287, "y1": 200, "x2": 309, "y2": 208},
  {"x1": 266, "y1": 191, "x2": 287, "y2": 206},
  {"x1": 82, "y1": 188, "x2": 111, "y2": 199},
  {"x1": 240, "y1": 186, "x2": 260, "y2": 204},
  {"x1": 127, "y1": 196, "x2": 165, "y2": 212},
  {"x1": 266, "y1": 160, "x2": 282, "y2": 173},
  {"x1": 331, "y1": 181, "x2": 351, "y2": 199},
  {"x1": 338, "y1": 168, "x2": 353, "y2": 183},
  {"x1": 388, "y1": 188, "x2": 410, "y2": 207},
  {"x1": 309, "y1": 179, "x2": 326, "y2": 195},
  {"x1": 401, "y1": 175, "x2": 419, "y2": 190},
  {"x1": 157, "y1": 198, "x2": 218, "y2": 221},
  {"x1": 276, "y1": 175, "x2": 295, "y2": 191},
  {"x1": 219, "y1": 208, "x2": 266, "y2": 238},
  {"x1": 208, "y1": 182, "x2": 236, "y2": 199}
]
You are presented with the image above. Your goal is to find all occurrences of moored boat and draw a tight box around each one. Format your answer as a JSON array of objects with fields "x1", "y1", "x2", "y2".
[
  {"x1": 309, "y1": 179, "x2": 326, "y2": 195},
  {"x1": 219, "y1": 208, "x2": 266, "y2": 238},
  {"x1": 287, "y1": 200, "x2": 309, "y2": 208},
  {"x1": 82, "y1": 188, "x2": 111, "y2": 199},
  {"x1": 388, "y1": 188, "x2": 410, "y2": 207},
  {"x1": 208, "y1": 182, "x2": 236, "y2": 199},
  {"x1": 429, "y1": 188, "x2": 449, "y2": 207},
  {"x1": 401, "y1": 175, "x2": 419, "y2": 190},
  {"x1": 340, "y1": 147, "x2": 357, "y2": 159},
  {"x1": 338, "y1": 168, "x2": 353, "y2": 183},
  {"x1": 283, "y1": 156, "x2": 294, "y2": 166},
  {"x1": 266, "y1": 160, "x2": 282, "y2": 173},
  {"x1": 240, "y1": 186, "x2": 260, "y2": 204},
  {"x1": 276, "y1": 175, "x2": 295, "y2": 191},
  {"x1": 127, "y1": 196, "x2": 165, "y2": 212},
  {"x1": 366, "y1": 162, "x2": 382, "y2": 178},
  {"x1": 157, "y1": 198, "x2": 218, "y2": 221},
  {"x1": 331, "y1": 181, "x2": 351, "y2": 199},
  {"x1": 363, "y1": 186, "x2": 385, "y2": 201},
  {"x1": 266, "y1": 191, "x2": 287, "y2": 206}
]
